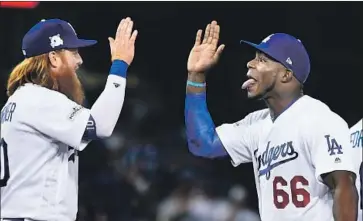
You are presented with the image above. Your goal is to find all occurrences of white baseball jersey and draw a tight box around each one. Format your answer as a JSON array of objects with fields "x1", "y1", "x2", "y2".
[
  {"x1": 216, "y1": 95, "x2": 357, "y2": 221},
  {"x1": 0, "y1": 83, "x2": 91, "y2": 221},
  {"x1": 350, "y1": 119, "x2": 363, "y2": 221}
]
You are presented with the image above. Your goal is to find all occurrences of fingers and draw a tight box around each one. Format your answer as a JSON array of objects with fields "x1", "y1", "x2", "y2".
[
  {"x1": 202, "y1": 24, "x2": 210, "y2": 44},
  {"x1": 129, "y1": 30, "x2": 138, "y2": 44},
  {"x1": 125, "y1": 20, "x2": 134, "y2": 38},
  {"x1": 194, "y1": 29, "x2": 202, "y2": 46},
  {"x1": 211, "y1": 23, "x2": 220, "y2": 49},
  {"x1": 108, "y1": 37, "x2": 115, "y2": 61},
  {"x1": 108, "y1": 37, "x2": 115, "y2": 45},
  {"x1": 207, "y1": 21, "x2": 217, "y2": 44},
  {"x1": 119, "y1": 17, "x2": 130, "y2": 38},
  {"x1": 214, "y1": 44, "x2": 225, "y2": 60},
  {"x1": 111, "y1": 17, "x2": 137, "y2": 64},
  {"x1": 116, "y1": 17, "x2": 131, "y2": 40},
  {"x1": 115, "y1": 19, "x2": 125, "y2": 38},
  {"x1": 201, "y1": 21, "x2": 218, "y2": 46},
  {"x1": 108, "y1": 37, "x2": 115, "y2": 52}
]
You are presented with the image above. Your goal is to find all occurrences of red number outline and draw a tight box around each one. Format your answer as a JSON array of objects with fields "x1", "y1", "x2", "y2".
[{"x1": 273, "y1": 176, "x2": 310, "y2": 209}]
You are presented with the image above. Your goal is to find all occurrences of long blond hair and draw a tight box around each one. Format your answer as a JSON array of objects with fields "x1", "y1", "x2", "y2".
[{"x1": 7, "y1": 54, "x2": 58, "y2": 96}]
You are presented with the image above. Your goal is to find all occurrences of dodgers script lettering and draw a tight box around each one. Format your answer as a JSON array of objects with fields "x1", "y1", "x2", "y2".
[{"x1": 257, "y1": 141, "x2": 299, "y2": 180}]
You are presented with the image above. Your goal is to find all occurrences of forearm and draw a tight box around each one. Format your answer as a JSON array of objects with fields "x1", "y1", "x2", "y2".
[
  {"x1": 90, "y1": 60, "x2": 128, "y2": 137},
  {"x1": 185, "y1": 90, "x2": 227, "y2": 158},
  {"x1": 333, "y1": 184, "x2": 358, "y2": 221},
  {"x1": 324, "y1": 171, "x2": 359, "y2": 221}
]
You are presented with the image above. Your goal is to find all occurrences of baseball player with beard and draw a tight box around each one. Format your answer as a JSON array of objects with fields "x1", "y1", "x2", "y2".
[
  {"x1": 184, "y1": 20, "x2": 358, "y2": 221},
  {"x1": 0, "y1": 17, "x2": 137, "y2": 221}
]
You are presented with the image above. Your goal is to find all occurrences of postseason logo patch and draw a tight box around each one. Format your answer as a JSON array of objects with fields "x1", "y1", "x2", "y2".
[{"x1": 68, "y1": 106, "x2": 83, "y2": 120}]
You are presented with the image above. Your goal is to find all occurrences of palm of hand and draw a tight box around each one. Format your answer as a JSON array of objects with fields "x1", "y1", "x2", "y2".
[
  {"x1": 187, "y1": 21, "x2": 225, "y2": 74},
  {"x1": 108, "y1": 17, "x2": 138, "y2": 65},
  {"x1": 188, "y1": 44, "x2": 217, "y2": 73}
]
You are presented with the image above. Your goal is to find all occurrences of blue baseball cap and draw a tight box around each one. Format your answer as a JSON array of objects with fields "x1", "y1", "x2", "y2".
[
  {"x1": 240, "y1": 33, "x2": 310, "y2": 84},
  {"x1": 22, "y1": 19, "x2": 97, "y2": 58}
]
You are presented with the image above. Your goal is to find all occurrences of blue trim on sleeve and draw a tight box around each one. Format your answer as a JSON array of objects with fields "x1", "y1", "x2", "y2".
[
  {"x1": 109, "y1": 60, "x2": 128, "y2": 78},
  {"x1": 185, "y1": 92, "x2": 227, "y2": 158}
]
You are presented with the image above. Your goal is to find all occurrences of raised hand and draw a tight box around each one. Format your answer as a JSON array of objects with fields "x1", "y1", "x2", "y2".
[
  {"x1": 187, "y1": 21, "x2": 225, "y2": 74},
  {"x1": 108, "y1": 17, "x2": 138, "y2": 65}
]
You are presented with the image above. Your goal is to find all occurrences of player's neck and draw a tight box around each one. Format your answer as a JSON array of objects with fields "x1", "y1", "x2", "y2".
[{"x1": 264, "y1": 92, "x2": 303, "y2": 121}]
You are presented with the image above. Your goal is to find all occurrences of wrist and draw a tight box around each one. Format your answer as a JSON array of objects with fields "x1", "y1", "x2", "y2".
[
  {"x1": 186, "y1": 81, "x2": 206, "y2": 94},
  {"x1": 187, "y1": 72, "x2": 206, "y2": 83},
  {"x1": 111, "y1": 55, "x2": 130, "y2": 64},
  {"x1": 110, "y1": 60, "x2": 128, "y2": 78}
]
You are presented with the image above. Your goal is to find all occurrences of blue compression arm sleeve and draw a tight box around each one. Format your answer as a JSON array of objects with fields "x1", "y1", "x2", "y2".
[
  {"x1": 185, "y1": 92, "x2": 228, "y2": 158},
  {"x1": 109, "y1": 60, "x2": 128, "y2": 78}
]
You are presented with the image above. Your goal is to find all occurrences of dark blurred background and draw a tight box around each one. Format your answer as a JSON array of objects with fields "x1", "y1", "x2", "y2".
[{"x1": 0, "y1": 2, "x2": 362, "y2": 221}]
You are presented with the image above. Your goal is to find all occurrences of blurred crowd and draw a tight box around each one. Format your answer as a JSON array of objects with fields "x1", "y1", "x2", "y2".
[{"x1": 77, "y1": 131, "x2": 260, "y2": 221}]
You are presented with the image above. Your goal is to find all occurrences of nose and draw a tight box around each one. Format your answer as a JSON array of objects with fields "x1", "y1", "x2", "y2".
[
  {"x1": 247, "y1": 59, "x2": 256, "y2": 69},
  {"x1": 77, "y1": 56, "x2": 83, "y2": 66}
]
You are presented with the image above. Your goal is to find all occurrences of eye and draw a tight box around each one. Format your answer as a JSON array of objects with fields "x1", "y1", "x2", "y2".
[
  {"x1": 257, "y1": 56, "x2": 267, "y2": 63},
  {"x1": 72, "y1": 50, "x2": 81, "y2": 59}
]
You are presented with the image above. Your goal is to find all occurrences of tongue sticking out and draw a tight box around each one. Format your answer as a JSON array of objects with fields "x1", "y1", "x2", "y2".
[{"x1": 242, "y1": 79, "x2": 257, "y2": 90}]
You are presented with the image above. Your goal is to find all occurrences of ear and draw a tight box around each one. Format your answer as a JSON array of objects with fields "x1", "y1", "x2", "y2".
[
  {"x1": 48, "y1": 51, "x2": 60, "y2": 67},
  {"x1": 281, "y1": 69, "x2": 294, "y2": 83}
]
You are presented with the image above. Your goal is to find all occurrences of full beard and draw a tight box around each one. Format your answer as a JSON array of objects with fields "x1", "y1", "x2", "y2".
[{"x1": 56, "y1": 66, "x2": 85, "y2": 105}]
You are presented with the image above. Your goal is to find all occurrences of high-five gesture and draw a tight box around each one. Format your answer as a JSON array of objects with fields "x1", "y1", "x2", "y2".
[
  {"x1": 187, "y1": 21, "x2": 225, "y2": 74},
  {"x1": 108, "y1": 17, "x2": 138, "y2": 65}
]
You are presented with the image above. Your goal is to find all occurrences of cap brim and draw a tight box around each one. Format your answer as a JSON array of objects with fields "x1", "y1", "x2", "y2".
[
  {"x1": 240, "y1": 40, "x2": 293, "y2": 73},
  {"x1": 67, "y1": 39, "x2": 97, "y2": 49},
  {"x1": 239, "y1": 40, "x2": 271, "y2": 57}
]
